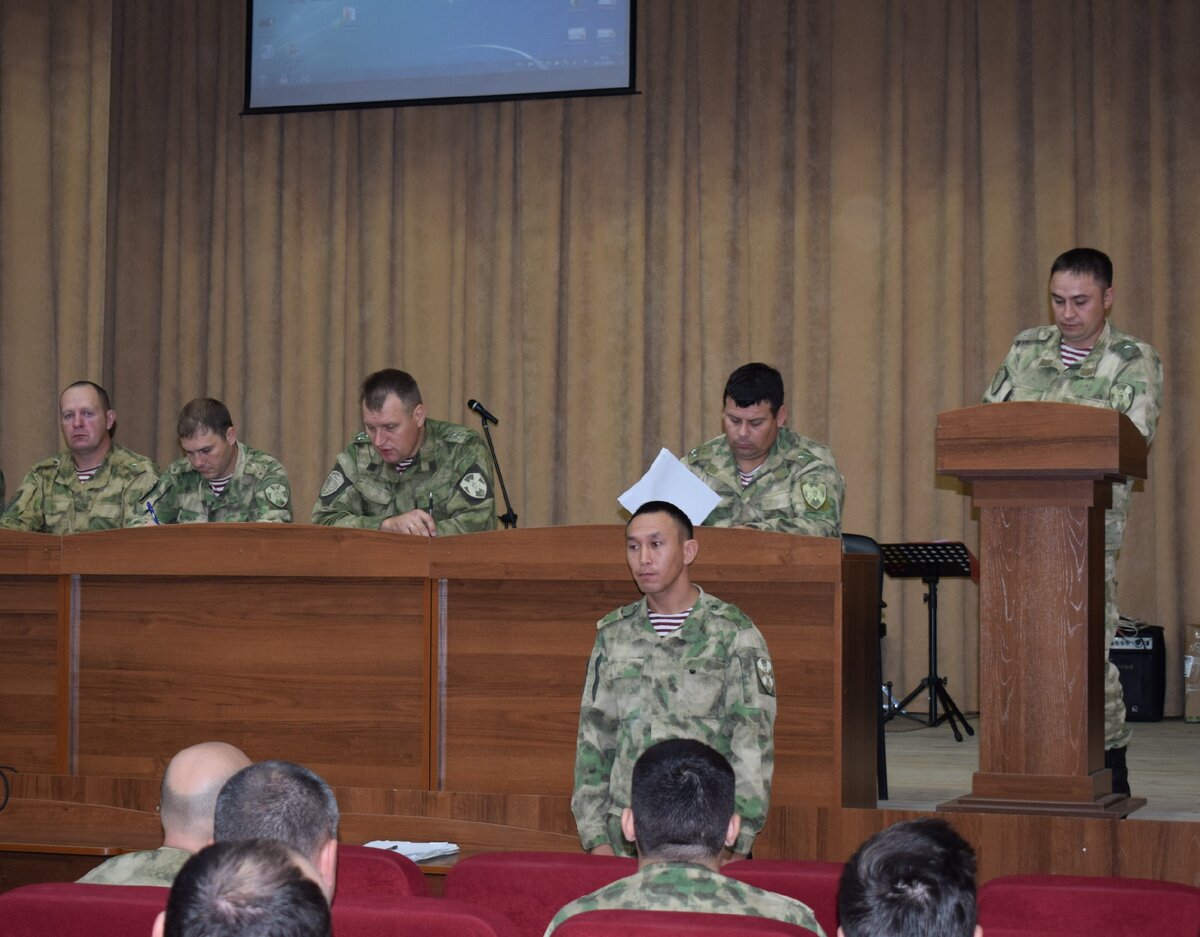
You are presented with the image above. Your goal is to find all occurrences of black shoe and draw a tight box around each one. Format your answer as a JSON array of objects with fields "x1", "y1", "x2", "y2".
[{"x1": 1105, "y1": 745, "x2": 1131, "y2": 796}]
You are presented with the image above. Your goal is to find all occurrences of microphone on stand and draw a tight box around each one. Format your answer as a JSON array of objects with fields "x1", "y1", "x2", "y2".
[
  {"x1": 466, "y1": 398, "x2": 517, "y2": 528},
  {"x1": 467, "y1": 398, "x2": 500, "y2": 425}
]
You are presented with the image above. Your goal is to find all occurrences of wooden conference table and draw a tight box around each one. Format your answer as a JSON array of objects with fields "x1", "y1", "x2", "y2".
[{"x1": 0, "y1": 524, "x2": 878, "y2": 816}]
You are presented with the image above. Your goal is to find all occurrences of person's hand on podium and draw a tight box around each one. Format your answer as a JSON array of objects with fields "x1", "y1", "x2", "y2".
[{"x1": 381, "y1": 509, "x2": 437, "y2": 536}]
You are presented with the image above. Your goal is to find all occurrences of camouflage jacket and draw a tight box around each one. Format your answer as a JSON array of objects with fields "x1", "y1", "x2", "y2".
[
  {"x1": 311, "y1": 418, "x2": 496, "y2": 535},
  {"x1": 132, "y1": 442, "x2": 292, "y2": 525},
  {"x1": 683, "y1": 427, "x2": 843, "y2": 537},
  {"x1": 544, "y1": 862, "x2": 825, "y2": 937},
  {"x1": 572, "y1": 590, "x2": 776, "y2": 857},
  {"x1": 76, "y1": 846, "x2": 190, "y2": 887},
  {"x1": 0, "y1": 443, "x2": 160, "y2": 534},
  {"x1": 983, "y1": 320, "x2": 1163, "y2": 555}
]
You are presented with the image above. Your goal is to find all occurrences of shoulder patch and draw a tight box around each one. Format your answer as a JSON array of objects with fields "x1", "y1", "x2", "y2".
[
  {"x1": 801, "y1": 481, "x2": 828, "y2": 510},
  {"x1": 457, "y1": 464, "x2": 490, "y2": 502},
  {"x1": 264, "y1": 484, "x2": 289, "y2": 508},
  {"x1": 755, "y1": 657, "x2": 777, "y2": 697},
  {"x1": 1109, "y1": 382, "x2": 1134, "y2": 413},
  {"x1": 319, "y1": 469, "x2": 348, "y2": 499}
]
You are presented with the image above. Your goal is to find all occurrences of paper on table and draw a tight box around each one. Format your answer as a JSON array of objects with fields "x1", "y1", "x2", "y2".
[
  {"x1": 364, "y1": 840, "x2": 460, "y2": 862},
  {"x1": 618, "y1": 448, "x2": 721, "y2": 526}
]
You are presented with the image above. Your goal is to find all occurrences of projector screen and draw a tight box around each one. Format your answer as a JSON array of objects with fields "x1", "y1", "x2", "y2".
[{"x1": 244, "y1": 0, "x2": 636, "y2": 113}]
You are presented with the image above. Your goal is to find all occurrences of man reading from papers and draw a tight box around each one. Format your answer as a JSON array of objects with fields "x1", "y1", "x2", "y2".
[
  {"x1": 572, "y1": 500, "x2": 776, "y2": 860},
  {"x1": 312, "y1": 368, "x2": 495, "y2": 535},
  {"x1": 683, "y1": 362, "x2": 843, "y2": 536}
]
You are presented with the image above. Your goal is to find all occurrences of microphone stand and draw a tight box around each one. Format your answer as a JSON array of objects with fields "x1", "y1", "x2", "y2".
[{"x1": 472, "y1": 409, "x2": 518, "y2": 529}]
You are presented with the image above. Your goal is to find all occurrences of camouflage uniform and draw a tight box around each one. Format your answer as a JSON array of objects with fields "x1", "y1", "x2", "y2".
[
  {"x1": 0, "y1": 444, "x2": 160, "y2": 533},
  {"x1": 131, "y1": 442, "x2": 292, "y2": 525},
  {"x1": 572, "y1": 590, "x2": 776, "y2": 857},
  {"x1": 76, "y1": 846, "x2": 191, "y2": 886},
  {"x1": 983, "y1": 320, "x2": 1163, "y2": 750},
  {"x1": 683, "y1": 427, "x2": 843, "y2": 537},
  {"x1": 312, "y1": 418, "x2": 495, "y2": 534},
  {"x1": 544, "y1": 862, "x2": 825, "y2": 936}
]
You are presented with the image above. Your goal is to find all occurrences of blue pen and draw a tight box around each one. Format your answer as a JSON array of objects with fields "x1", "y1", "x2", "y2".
[{"x1": 145, "y1": 500, "x2": 161, "y2": 526}]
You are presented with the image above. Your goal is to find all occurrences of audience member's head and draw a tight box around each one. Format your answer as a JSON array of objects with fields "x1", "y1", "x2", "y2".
[
  {"x1": 159, "y1": 742, "x2": 252, "y2": 853},
  {"x1": 837, "y1": 818, "x2": 980, "y2": 937},
  {"x1": 214, "y1": 760, "x2": 340, "y2": 899},
  {"x1": 154, "y1": 839, "x2": 330, "y2": 937},
  {"x1": 621, "y1": 738, "x2": 738, "y2": 870}
]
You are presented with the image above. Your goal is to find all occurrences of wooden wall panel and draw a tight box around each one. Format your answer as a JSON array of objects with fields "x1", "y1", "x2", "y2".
[{"x1": 74, "y1": 575, "x2": 428, "y2": 788}]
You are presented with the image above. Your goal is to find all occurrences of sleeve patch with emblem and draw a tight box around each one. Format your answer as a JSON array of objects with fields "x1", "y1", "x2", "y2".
[
  {"x1": 458, "y1": 465, "x2": 490, "y2": 502},
  {"x1": 801, "y1": 481, "x2": 828, "y2": 510},
  {"x1": 319, "y1": 469, "x2": 348, "y2": 500},
  {"x1": 755, "y1": 657, "x2": 776, "y2": 697},
  {"x1": 1109, "y1": 382, "x2": 1134, "y2": 413},
  {"x1": 264, "y1": 483, "x2": 290, "y2": 508}
]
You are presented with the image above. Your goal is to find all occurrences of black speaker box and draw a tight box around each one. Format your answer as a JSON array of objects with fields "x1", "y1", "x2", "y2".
[{"x1": 1109, "y1": 624, "x2": 1166, "y2": 722}]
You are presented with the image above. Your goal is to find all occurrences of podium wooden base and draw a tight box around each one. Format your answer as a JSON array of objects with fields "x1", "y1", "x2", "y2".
[{"x1": 938, "y1": 793, "x2": 1146, "y2": 820}]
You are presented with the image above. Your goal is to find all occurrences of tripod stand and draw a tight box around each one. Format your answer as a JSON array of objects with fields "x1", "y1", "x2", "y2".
[{"x1": 880, "y1": 542, "x2": 975, "y2": 742}]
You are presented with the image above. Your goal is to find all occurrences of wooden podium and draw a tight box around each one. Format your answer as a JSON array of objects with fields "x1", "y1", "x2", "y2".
[{"x1": 936, "y1": 402, "x2": 1147, "y2": 818}]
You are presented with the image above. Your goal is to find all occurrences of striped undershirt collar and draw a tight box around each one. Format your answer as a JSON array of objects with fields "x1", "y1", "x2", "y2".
[{"x1": 1059, "y1": 339, "x2": 1093, "y2": 367}]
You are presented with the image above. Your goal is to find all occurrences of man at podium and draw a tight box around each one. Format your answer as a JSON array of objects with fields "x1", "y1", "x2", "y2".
[
  {"x1": 982, "y1": 247, "x2": 1163, "y2": 794},
  {"x1": 683, "y1": 362, "x2": 843, "y2": 537}
]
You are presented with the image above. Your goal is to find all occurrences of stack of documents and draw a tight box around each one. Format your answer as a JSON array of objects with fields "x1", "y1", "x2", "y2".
[{"x1": 364, "y1": 840, "x2": 460, "y2": 862}]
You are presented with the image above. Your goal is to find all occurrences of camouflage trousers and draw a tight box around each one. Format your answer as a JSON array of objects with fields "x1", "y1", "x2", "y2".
[{"x1": 1104, "y1": 552, "x2": 1131, "y2": 751}]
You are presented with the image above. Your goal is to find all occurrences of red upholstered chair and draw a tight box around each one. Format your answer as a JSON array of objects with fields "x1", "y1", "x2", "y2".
[
  {"x1": 444, "y1": 851, "x2": 637, "y2": 937},
  {"x1": 0, "y1": 882, "x2": 168, "y2": 937},
  {"x1": 332, "y1": 896, "x2": 521, "y2": 937},
  {"x1": 554, "y1": 909, "x2": 823, "y2": 936},
  {"x1": 977, "y1": 873, "x2": 1200, "y2": 937},
  {"x1": 335, "y1": 843, "x2": 429, "y2": 898},
  {"x1": 722, "y1": 859, "x2": 843, "y2": 937}
]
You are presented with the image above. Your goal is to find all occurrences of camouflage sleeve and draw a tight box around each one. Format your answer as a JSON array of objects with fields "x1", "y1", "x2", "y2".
[
  {"x1": 435, "y1": 434, "x2": 497, "y2": 535},
  {"x1": 249, "y1": 464, "x2": 293, "y2": 523},
  {"x1": 981, "y1": 342, "x2": 1019, "y2": 403},
  {"x1": 761, "y1": 454, "x2": 843, "y2": 537},
  {"x1": 725, "y1": 630, "x2": 777, "y2": 855},
  {"x1": 128, "y1": 473, "x2": 179, "y2": 527},
  {"x1": 571, "y1": 633, "x2": 619, "y2": 851},
  {"x1": 0, "y1": 470, "x2": 47, "y2": 531},
  {"x1": 1116, "y1": 343, "x2": 1163, "y2": 444},
  {"x1": 120, "y1": 463, "x2": 162, "y2": 528},
  {"x1": 310, "y1": 453, "x2": 385, "y2": 529}
]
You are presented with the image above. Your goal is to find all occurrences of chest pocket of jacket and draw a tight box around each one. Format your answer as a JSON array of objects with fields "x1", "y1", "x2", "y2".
[
  {"x1": 601, "y1": 657, "x2": 645, "y2": 720},
  {"x1": 673, "y1": 658, "x2": 727, "y2": 718}
]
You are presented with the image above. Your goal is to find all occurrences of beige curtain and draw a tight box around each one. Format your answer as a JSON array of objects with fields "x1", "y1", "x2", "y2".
[{"x1": 4, "y1": 0, "x2": 1198, "y2": 715}]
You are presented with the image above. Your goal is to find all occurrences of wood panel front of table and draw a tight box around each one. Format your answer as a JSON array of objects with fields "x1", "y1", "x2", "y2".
[{"x1": 430, "y1": 526, "x2": 877, "y2": 809}]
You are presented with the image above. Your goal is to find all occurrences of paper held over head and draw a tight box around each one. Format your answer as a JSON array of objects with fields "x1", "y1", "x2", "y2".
[{"x1": 618, "y1": 448, "x2": 720, "y2": 526}]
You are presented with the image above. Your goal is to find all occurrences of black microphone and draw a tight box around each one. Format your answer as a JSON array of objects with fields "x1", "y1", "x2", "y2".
[{"x1": 467, "y1": 398, "x2": 500, "y2": 425}]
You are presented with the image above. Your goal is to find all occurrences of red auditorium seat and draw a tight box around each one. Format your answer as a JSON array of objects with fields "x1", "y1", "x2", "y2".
[
  {"x1": 332, "y1": 896, "x2": 521, "y2": 936},
  {"x1": 0, "y1": 882, "x2": 168, "y2": 937},
  {"x1": 336, "y1": 843, "x2": 430, "y2": 898},
  {"x1": 444, "y1": 851, "x2": 636, "y2": 937},
  {"x1": 554, "y1": 909, "x2": 823, "y2": 936},
  {"x1": 977, "y1": 873, "x2": 1200, "y2": 937},
  {"x1": 722, "y1": 858, "x2": 843, "y2": 936}
]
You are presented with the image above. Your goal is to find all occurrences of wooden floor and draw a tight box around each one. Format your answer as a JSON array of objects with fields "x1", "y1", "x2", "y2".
[{"x1": 881, "y1": 715, "x2": 1200, "y2": 822}]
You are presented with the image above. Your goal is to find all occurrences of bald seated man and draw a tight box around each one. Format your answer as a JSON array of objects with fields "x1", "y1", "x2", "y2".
[{"x1": 77, "y1": 741, "x2": 251, "y2": 886}]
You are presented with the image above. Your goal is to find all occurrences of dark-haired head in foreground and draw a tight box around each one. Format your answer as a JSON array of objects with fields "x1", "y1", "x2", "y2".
[
  {"x1": 837, "y1": 818, "x2": 979, "y2": 937},
  {"x1": 214, "y1": 760, "x2": 339, "y2": 899},
  {"x1": 155, "y1": 839, "x2": 330, "y2": 937},
  {"x1": 624, "y1": 738, "x2": 738, "y2": 870}
]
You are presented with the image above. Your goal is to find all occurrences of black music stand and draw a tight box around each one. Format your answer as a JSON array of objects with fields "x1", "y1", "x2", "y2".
[{"x1": 880, "y1": 541, "x2": 975, "y2": 742}]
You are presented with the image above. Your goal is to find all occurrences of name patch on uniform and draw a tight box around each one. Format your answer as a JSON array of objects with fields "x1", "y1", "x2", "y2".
[
  {"x1": 320, "y1": 470, "x2": 348, "y2": 500},
  {"x1": 755, "y1": 657, "x2": 776, "y2": 697},
  {"x1": 1109, "y1": 382, "x2": 1134, "y2": 413},
  {"x1": 458, "y1": 466, "x2": 490, "y2": 502},
  {"x1": 801, "y1": 481, "x2": 828, "y2": 511},
  {"x1": 265, "y1": 484, "x2": 289, "y2": 508}
]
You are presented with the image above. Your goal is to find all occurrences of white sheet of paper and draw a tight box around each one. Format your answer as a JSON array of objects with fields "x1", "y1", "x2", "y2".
[
  {"x1": 618, "y1": 448, "x2": 721, "y2": 526},
  {"x1": 364, "y1": 840, "x2": 460, "y2": 862}
]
